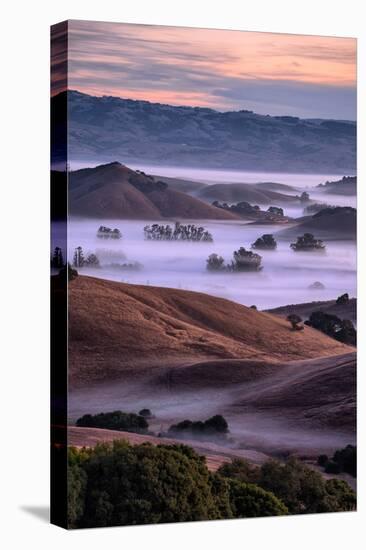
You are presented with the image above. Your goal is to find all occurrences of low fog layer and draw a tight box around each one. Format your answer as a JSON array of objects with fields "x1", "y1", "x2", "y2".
[{"x1": 66, "y1": 217, "x2": 355, "y2": 310}]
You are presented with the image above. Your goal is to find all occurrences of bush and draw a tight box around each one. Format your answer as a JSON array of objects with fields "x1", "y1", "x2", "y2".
[
  {"x1": 68, "y1": 445, "x2": 355, "y2": 528},
  {"x1": 168, "y1": 415, "x2": 229, "y2": 439},
  {"x1": 323, "y1": 479, "x2": 356, "y2": 512},
  {"x1": 336, "y1": 293, "x2": 349, "y2": 305},
  {"x1": 218, "y1": 457, "x2": 356, "y2": 515},
  {"x1": 290, "y1": 233, "x2": 325, "y2": 252},
  {"x1": 206, "y1": 253, "x2": 225, "y2": 271},
  {"x1": 69, "y1": 442, "x2": 221, "y2": 528},
  {"x1": 230, "y1": 247, "x2": 262, "y2": 272},
  {"x1": 75, "y1": 411, "x2": 149, "y2": 434},
  {"x1": 68, "y1": 443, "x2": 290, "y2": 528},
  {"x1": 251, "y1": 234, "x2": 277, "y2": 250},
  {"x1": 305, "y1": 311, "x2": 356, "y2": 345},
  {"x1": 228, "y1": 479, "x2": 288, "y2": 517}
]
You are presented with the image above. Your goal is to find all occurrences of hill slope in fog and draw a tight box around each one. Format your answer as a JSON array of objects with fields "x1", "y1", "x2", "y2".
[
  {"x1": 67, "y1": 162, "x2": 237, "y2": 220},
  {"x1": 197, "y1": 182, "x2": 298, "y2": 204},
  {"x1": 52, "y1": 90, "x2": 356, "y2": 173},
  {"x1": 68, "y1": 276, "x2": 352, "y2": 386},
  {"x1": 277, "y1": 207, "x2": 356, "y2": 240}
]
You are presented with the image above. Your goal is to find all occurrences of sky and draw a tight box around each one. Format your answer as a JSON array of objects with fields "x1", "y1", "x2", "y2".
[{"x1": 52, "y1": 20, "x2": 357, "y2": 119}]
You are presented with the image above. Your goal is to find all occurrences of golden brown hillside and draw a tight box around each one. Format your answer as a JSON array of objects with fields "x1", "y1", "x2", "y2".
[
  {"x1": 68, "y1": 162, "x2": 238, "y2": 220},
  {"x1": 68, "y1": 276, "x2": 352, "y2": 386}
]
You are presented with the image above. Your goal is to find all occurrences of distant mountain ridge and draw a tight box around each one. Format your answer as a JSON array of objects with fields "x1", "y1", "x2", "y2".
[{"x1": 52, "y1": 90, "x2": 356, "y2": 173}]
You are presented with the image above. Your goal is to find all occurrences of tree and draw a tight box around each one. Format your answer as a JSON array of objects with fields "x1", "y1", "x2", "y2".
[
  {"x1": 251, "y1": 234, "x2": 277, "y2": 250},
  {"x1": 70, "y1": 442, "x2": 220, "y2": 528},
  {"x1": 144, "y1": 222, "x2": 213, "y2": 242},
  {"x1": 305, "y1": 311, "x2": 356, "y2": 345},
  {"x1": 286, "y1": 313, "x2": 304, "y2": 331},
  {"x1": 300, "y1": 191, "x2": 310, "y2": 203},
  {"x1": 168, "y1": 415, "x2": 229, "y2": 439},
  {"x1": 267, "y1": 206, "x2": 284, "y2": 217},
  {"x1": 218, "y1": 458, "x2": 259, "y2": 484},
  {"x1": 97, "y1": 226, "x2": 122, "y2": 239},
  {"x1": 73, "y1": 246, "x2": 85, "y2": 268},
  {"x1": 76, "y1": 411, "x2": 149, "y2": 434},
  {"x1": 85, "y1": 253, "x2": 100, "y2": 267},
  {"x1": 290, "y1": 233, "x2": 325, "y2": 252},
  {"x1": 217, "y1": 456, "x2": 356, "y2": 515},
  {"x1": 206, "y1": 253, "x2": 225, "y2": 271},
  {"x1": 228, "y1": 479, "x2": 288, "y2": 517},
  {"x1": 230, "y1": 247, "x2": 262, "y2": 272},
  {"x1": 322, "y1": 479, "x2": 356, "y2": 512},
  {"x1": 336, "y1": 293, "x2": 349, "y2": 305}
]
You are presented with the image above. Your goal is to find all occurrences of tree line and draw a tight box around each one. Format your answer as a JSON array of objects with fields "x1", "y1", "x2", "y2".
[{"x1": 67, "y1": 441, "x2": 356, "y2": 528}]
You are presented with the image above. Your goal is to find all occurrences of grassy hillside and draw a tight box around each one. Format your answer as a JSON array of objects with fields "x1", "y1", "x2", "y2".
[{"x1": 69, "y1": 276, "x2": 352, "y2": 386}]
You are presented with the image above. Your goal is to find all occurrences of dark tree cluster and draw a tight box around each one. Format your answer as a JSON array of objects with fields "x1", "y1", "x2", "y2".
[
  {"x1": 144, "y1": 222, "x2": 213, "y2": 242},
  {"x1": 231, "y1": 247, "x2": 263, "y2": 271},
  {"x1": 73, "y1": 246, "x2": 100, "y2": 268},
  {"x1": 207, "y1": 247, "x2": 263, "y2": 272},
  {"x1": 213, "y1": 200, "x2": 260, "y2": 215},
  {"x1": 75, "y1": 410, "x2": 149, "y2": 434},
  {"x1": 213, "y1": 201, "x2": 285, "y2": 222},
  {"x1": 218, "y1": 457, "x2": 356, "y2": 515},
  {"x1": 290, "y1": 233, "x2": 326, "y2": 252},
  {"x1": 267, "y1": 206, "x2": 284, "y2": 216},
  {"x1": 97, "y1": 226, "x2": 122, "y2": 239},
  {"x1": 251, "y1": 234, "x2": 277, "y2": 250},
  {"x1": 106, "y1": 261, "x2": 143, "y2": 271},
  {"x1": 299, "y1": 191, "x2": 310, "y2": 203},
  {"x1": 318, "y1": 445, "x2": 356, "y2": 478},
  {"x1": 168, "y1": 415, "x2": 229, "y2": 439},
  {"x1": 206, "y1": 253, "x2": 225, "y2": 271},
  {"x1": 67, "y1": 443, "x2": 356, "y2": 528},
  {"x1": 305, "y1": 311, "x2": 356, "y2": 345},
  {"x1": 336, "y1": 293, "x2": 349, "y2": 305},
  {"x1": 67, "y1": 442, "x2": 288, "y2": 528},
  {"x1": 317, "y1": 176, "x2": 356, "y2": 189}
]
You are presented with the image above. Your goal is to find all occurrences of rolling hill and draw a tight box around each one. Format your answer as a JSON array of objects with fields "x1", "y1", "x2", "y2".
[
  {"x1": 152, "y1": 174, "x2": 207, "y2": 194},
  {"x1": 54, "y1": 90, "x2": 356, "y2": 173},
  {"x1": 67, "y1": 162, "x2": 237, "y2": 220},
  {"x1": 317, "y1": 176, "x2": 356, "y2": 196},
  {"x1": 277, "y1": 207, "x2": 356, "y2": 240},
  {"x1": 68, "y1": 276, "x2": 352, "y2": 387},
  {"x1": 197, "y1": 182, "x2": 298, "y2": 205}
]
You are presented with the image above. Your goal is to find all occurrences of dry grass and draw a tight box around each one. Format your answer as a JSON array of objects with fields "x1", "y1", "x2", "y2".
[{"x1": 69, "y1": 276, "x2": 352, "y2": 387}]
